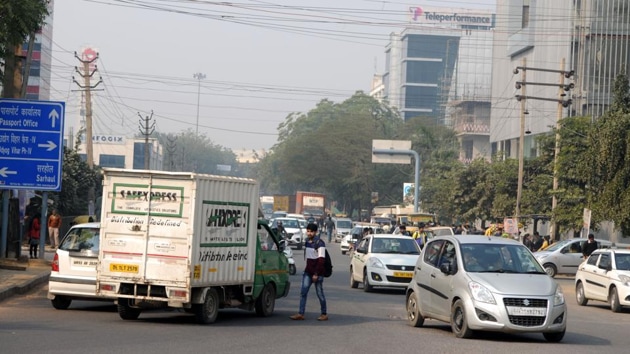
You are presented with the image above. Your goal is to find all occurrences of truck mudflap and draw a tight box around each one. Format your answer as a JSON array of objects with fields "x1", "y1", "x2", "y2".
[{"x1": 281, "y1": 280, "x2": 290, "y2": 298}]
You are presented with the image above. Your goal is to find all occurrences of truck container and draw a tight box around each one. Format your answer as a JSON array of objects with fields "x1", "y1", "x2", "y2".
[
  {"x1": 96, "y1": 168, "x2": 290, "y2": 324},
  {"x1": 296, "y1": 191, "x2": 326, "y2": 217},
  {"x1": 272, "y1": 194, "x2": 295, "y2": 213}
]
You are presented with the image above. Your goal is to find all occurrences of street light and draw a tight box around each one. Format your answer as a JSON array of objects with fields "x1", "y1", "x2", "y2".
[{"x1": 193, "y1": 72, "x2": 206, "y2": 136}]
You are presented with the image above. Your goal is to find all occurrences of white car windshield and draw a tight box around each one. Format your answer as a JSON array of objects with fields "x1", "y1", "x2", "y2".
[
  {"x1": 370, "y1": 237, "x2": 419, "y2": 255},
  {"x1": 460, "y1": 244, "x2": 546, "y2": 273}
]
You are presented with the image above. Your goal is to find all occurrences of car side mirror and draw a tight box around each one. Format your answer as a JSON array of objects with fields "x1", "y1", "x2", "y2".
[{"x1": 440, "y1": 262, "x2": 452, "y2": 275}]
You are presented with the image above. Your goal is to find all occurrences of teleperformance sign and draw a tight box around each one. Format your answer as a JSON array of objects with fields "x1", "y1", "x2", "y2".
[
  {"x1": 0, "y1": 99, "x2": 65, "y2": 191},
  {"x1": 409, "y1": 6, "x2": 494, "y2": 27}
]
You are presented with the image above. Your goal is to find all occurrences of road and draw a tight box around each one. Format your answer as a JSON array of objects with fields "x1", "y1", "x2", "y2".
[{"x1": 1, "y1": 243, "x2": 630, "y2": 354}]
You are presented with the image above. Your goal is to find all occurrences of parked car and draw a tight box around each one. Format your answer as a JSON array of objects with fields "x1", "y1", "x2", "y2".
[
  {"x1": 406, "y1": 235, "x2": 567, "y2": 342},
  {"x1": 47, "y1": 222, "x2": 113, "y2": 309},
  {"x1": 349, "y1": 234, "x2": 420, "y2": 291},
  {"x1": 270, "y1": 217, "x2": 304, "y2": 250},
  {"x1": 575, "y1": 249, "x2": 630, "y2": 312},
  {"x1": 534, "y1": 238, "x2": 612, "y2": 277}
]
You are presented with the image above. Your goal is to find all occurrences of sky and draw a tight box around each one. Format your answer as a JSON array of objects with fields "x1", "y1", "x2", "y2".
[{"x1": 49, "y1": 0, "x2": 495, "y2": 152}]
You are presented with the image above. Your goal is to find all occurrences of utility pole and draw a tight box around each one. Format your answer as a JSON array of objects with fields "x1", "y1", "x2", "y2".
[
  {"x1": 514, "y1": 59, "x2": 574, "y2": 240},
  {"x1": 73, "y1": 51, "x2": 102, "y2": 215},
  {"x1": 193, "y1": 72, "x2": 206, "y2": 136},
  {"x1": 516, "y1": 58, "x2": 526, "y2": 223},
  {"x1": 166, "y1": 134, "x2": 177, "y2": 171},
  {"x1": 138, "y1": 111, "x2": 155, "y2": 170}
]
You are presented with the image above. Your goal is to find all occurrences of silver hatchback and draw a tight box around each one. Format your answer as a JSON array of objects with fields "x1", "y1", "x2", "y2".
[{"x1": 405, "y1": 235, "x2": 567, "y2": 342}]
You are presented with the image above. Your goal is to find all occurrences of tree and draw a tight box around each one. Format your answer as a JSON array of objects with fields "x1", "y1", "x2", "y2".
[
  {"x1": 586, "y1": 73, "x2": 630, "y2": 234},
  {"x1": 153, "y1": 130, "x2": 238, "y2": 175},
  {"x1": 52, "y1": 146, "x2": 101, "y2": 216},
  {"x1": 0, "y1": 0, "x2": 48, "y2": 81}
]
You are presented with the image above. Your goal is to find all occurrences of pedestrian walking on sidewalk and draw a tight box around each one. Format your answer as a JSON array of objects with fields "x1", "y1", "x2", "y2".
[
  {"x1": 290, "y1": 223, "x2": 328, "y2": 321},
  {"x1": 29, "y1": 213, "x2": 41, "y2": 259},
  {"x1": 48, "y1": 209, "x2": 61, "y2": 248}
]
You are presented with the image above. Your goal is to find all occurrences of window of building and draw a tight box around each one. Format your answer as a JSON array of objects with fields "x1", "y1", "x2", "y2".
[
  {"x1": 406, "y1": 61, "x2": 441, "y2": 83},
  {"x1": 522, "y1": 0, "x2": 530, "y2": 28},
  {"x1": 133, "y1": 142, "x2": 150, "y2": 169},
  {"x1": 405, "y1": 86, "x2": 438, "y2": 109},
  {"x1": 463, "y1": 140, "x2": 473, "y2": 159},
  {"x1": 99, "y1": 154, "x2": 125, "y2": 168}
]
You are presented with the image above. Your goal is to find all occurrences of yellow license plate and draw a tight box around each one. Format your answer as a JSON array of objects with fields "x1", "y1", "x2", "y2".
[
  {"x1": 110, "y1": 263, "x2": 139, "y2": 273},
  {"x1": 393, "y1": 271, "x2": 413, "y2": 278}
]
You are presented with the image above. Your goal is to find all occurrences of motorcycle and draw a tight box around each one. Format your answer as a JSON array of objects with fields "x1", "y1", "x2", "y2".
[{"x1": 280, "y1": 239, "x2": 297, "y2": 275}]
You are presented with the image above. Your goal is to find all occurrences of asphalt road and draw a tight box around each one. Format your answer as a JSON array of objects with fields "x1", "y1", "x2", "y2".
[{"x1": 1, "y1": 243, "x2": 630, "y2": 354}]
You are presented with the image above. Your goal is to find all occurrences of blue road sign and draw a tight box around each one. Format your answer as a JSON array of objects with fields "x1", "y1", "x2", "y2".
[{"x1": 0, "y1": 99, "x2": 65, "y2": 191}]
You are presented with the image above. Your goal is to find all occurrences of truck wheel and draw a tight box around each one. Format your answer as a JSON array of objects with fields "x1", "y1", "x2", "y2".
[
  {"x1": 255, "y1": 283, "x2": 276, "y2": 317},
  {"x1": 195, "y1": 288, "x2": 219, "y2": 324},
  {"x1": 51, "y1": 296, "x2": 72, "y2": 310},
  {"x1": 118, "y1": 298, "x2": 141, "y2": 320}
]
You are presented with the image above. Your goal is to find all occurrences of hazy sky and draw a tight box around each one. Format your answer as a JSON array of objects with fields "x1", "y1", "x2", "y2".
[{"x1": 50, "y1": 0, "x2": 495, "y2": 151}]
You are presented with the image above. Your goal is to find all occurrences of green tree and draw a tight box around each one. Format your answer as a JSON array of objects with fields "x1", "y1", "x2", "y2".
[
  {"x1": 586, "y1": 73, "x2": 630, "y2": 234},
  {"x1": 52, "y1": 146, "x2": 101, "y2": 216},
  {"x1": 0, "y1": 0, "x2": 48, "y2": 80},
  {"x1": 257, "y1": 92, "x2": 402, "y2": 216},
  {"x1": 153, "y1": 130, "x2": 238, "y2": 175}
]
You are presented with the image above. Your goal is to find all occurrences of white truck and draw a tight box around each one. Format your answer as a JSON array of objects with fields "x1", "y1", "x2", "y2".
[{"x1": 96, "y1": 168, "x2": 290, "y2": 324}]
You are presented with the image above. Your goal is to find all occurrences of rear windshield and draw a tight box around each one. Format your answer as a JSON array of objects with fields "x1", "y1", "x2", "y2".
[
  {"x1": 336, "y1": 220, "x2": 352, "y2": 229},
  {"x1": 60, "y1": 227, "x2": 100, "y2": 252}
]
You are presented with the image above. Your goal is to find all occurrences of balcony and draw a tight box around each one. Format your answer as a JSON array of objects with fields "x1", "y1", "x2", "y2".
[{"x1": 453, "y1": 118, "x2": 490, "y2": 136}]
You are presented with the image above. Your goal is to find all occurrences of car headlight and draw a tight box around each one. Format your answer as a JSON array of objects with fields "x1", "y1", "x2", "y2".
[
  {"x1": 468, "y1": 281, "x2": 496, "y2": 304},
  {"x1": 553, "y1": 286, "x2": 565, "y2": 306},
  {"x1": 368, "y1": 257, "x2": 385, "y2": 269},
  {"x1": 619, "y1": 274, "x2": 630, "y2": 286}
]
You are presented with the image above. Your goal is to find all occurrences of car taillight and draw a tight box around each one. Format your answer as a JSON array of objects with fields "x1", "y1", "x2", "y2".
[{"x1": 51, "y1": 253, "x2": 59, "y2": 272}]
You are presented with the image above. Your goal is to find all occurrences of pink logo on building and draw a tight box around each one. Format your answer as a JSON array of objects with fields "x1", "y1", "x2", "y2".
[{"x1": 410, "y1": 7, "x2": 423, "y2": 21}]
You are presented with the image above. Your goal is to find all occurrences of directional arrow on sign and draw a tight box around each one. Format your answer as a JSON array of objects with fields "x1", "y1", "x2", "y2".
[
  {"x1": 37, "y1": 140, "x2": 58, "y2": 151},
  {"x1": 49, "y1": 109, "x2": 60, "y2": 128},
  {"x1": 0, "y1": 167, "x2": 18, "y2": 178}
]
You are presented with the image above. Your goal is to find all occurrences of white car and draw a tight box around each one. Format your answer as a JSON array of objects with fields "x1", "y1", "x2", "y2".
[
  {"x1": 349, "y1": 234, "x2": 421, "y2": 291},
  {"x1": 47, "y1": 222, "x2": 114, "y2": 309},
  {"x1": 271, "y1": 217, "x2": 304, "y2": 250},
  {"x1": 333, "y1": 217, "x2": 353, "y2": 243},
  {"x1": 575, "y1": 249, "x2": 630, "y2": 312},
  {"x1": 406, "y1": 235, "x2": 567, "y2": 342}
]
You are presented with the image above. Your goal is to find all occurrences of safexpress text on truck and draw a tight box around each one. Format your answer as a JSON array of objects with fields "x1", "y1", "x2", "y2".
[{"x1": 96, "y1": 168, "x2": 290, "y2": 324}]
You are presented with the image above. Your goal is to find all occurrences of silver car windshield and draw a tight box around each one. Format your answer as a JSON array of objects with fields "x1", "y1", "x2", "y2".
[{"x1": 461, "y1": 244, "x2": 546, "y2": 274}]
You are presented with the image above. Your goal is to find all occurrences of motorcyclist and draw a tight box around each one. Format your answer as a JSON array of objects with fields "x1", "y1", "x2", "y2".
[{"x1": 276, "y1": 221, "x2": 287, "y2": 239}]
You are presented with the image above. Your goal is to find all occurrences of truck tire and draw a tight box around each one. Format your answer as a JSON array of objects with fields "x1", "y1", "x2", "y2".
[
  {"x1": 195, "y1": 288, "x2": 219, "y2": 324},
  {"x1": 255, "y1": 283, "x2": 276, "y2": 317},
  {"x1": 118, "y1": 298, "x2": 141, "y2": 320},
  {"x1": 51, "y1": 296, "x2": 72, "y2": 310}
]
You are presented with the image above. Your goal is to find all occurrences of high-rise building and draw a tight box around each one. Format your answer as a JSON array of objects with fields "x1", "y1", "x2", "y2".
[
  {"x1": 21, "y1": 0, "x2": 54, "y2": 100},
  {"x1": 490, "y1": 0, "x2": 630, "y2": 158},
  {"x1": 379, "y1": 6, "x2": 495, "y2": 162}
]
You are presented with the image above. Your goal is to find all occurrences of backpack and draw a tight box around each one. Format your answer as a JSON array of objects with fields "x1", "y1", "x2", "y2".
[{"x1": 313, "y1": 239, "x2": 333, "y2": 277}]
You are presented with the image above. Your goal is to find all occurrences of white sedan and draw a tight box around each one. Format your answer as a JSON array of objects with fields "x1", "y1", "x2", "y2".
[
  {"x1": 349, "y1": 234, "x2": 420, "y2": 291},
  {"x1": 575, "y1": 248, "x2": 630, "y2": 312}
]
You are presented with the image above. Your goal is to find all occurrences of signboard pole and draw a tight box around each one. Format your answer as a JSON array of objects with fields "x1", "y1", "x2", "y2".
[{"x1": 372, "y1": 148, "x2": 420, "y2": 212}]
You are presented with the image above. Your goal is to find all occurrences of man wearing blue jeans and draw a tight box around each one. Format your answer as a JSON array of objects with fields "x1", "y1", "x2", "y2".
[{"x1": 290, "y1": 223, "x2": 328, "y2": 321}]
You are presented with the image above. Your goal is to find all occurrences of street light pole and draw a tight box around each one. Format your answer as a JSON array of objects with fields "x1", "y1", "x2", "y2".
[{"x1": 193, "y1": 72, "x2": 206, "y2": 136}]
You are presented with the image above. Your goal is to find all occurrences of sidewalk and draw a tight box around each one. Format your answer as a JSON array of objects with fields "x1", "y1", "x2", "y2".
[{"x1": 0, "y1": 247, "x2": 54, "y2": 303}]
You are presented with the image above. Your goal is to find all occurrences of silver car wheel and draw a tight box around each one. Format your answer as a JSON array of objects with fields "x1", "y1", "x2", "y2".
[{"x1": 406, "y1": 292, "x2": 424, "y2": 327}]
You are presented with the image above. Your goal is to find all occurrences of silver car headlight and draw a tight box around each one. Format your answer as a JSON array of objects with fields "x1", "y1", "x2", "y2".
[
  {"x1": 619, "y1": 274, "x2": 630, "y2": 286},
  {"x1": 468, "y1": 281, "x2": 496, "y2": 304},
  {"x1": 368, "y1": 257, "x2": 385, "y2": 269},
  {"x1": 553, "y1": 286, "x2": 565, "y2": 306}
]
